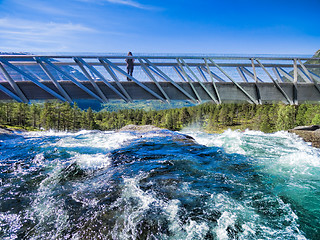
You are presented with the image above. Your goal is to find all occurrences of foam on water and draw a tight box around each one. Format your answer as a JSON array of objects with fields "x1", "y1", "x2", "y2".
[
  {"x1": 183, "y1": 128, "x2": 320, "y2": 239},
  {"x1": 1, "y1": 129, "x2": 320, "y2": 239}
]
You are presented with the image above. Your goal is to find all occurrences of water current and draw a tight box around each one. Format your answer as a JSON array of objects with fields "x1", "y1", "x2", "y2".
[{"x1": 0, "y1": 128, "x2": 320, "y2": 239}]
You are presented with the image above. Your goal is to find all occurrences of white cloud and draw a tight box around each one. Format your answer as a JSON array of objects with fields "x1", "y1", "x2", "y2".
[
  {"x1": 0, "y1": 18, "x2": 96, "y2": 52},
  {"x1": 76, "y1": 0, "x2": 155, "y2": 10},
  {"x1": 106, "y1": 0, "x2": 149, "y2": 9},
  {"x1": 11, "y1": 0, "x2": 70, "y2": 16},
  {"x1": 0, "y1": 18, "x2": 94, "y2": 35}
]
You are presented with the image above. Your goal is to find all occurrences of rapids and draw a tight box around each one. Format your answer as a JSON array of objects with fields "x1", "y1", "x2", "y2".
[{"x1": 0, "y1": 128, "x2": 320, "y2": 239}]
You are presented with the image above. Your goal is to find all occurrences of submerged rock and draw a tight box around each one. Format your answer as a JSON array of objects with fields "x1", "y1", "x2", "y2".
[{"x1": 58, "y1": 162, "x2": 86, "y2": 183}]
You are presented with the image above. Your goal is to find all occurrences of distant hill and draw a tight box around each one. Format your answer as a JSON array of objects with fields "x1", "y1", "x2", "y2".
[
  {"x1": 98, "y1": 99, "x2": 195, "y2": 112},
  {"x1": 304, "y1": 49, "x2": 320, "y2": 77},
  {"x1": 305, "y1": 49, "x2": 320, "y2": 65},
  {"x1": 284, "y1": 49, "x2": 320, "y2": 82}
]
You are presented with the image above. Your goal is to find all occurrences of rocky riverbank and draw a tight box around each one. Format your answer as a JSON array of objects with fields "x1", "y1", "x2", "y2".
[
  {"x1": 0, "y1": 127, "x2": 14, "y2": 135},
  {"x1": 289, "y1": 125, "x2": 320, "y2": 148}
]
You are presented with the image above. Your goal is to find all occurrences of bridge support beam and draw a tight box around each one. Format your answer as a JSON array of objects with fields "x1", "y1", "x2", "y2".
[
  {"x1": 138, "y1": 58, "x2": 170, "y2": 102},
  {"x1": 0, "y1": 63, "x2": 28, "y2": 103},
  {"x1": 251, "y1": 59, "x2": 262, "y2": 104},
  {"x1": 255, "y1": 59, "x2": 293, "y2": 105},
  {"x1": 179, "y1": 58, "x2": 218, "y2": 103},
  {"x1": 209, "y1": 58, "x2": 258, "y2": 104},
  {"x1": 99, "y1": 59, "x2": 133, "y2": 102},
  {"x1": 203, "y1": 58, "x2": 221, "y2": 104},
  {"x1": 41, "y1": 58, "x2": 105, "y2": 103},
  {"x1": 1, "y1": 81, "x2": 318, "y2": 104},
  {"x1": 0, "y1": 54, "x2": 319, "y2": 105},
  {"x1": 293, "y1": 59, "x2": 298, "y2": 105},
  {"x1": 297, "y1": 59, "x2": 320, "y2": 95},
  {"x1": 102, "y1": 58, "x2": 165, "y2": 102},
  {"x1": 0, "y1": 58, "x2": 67, "y2": 102},
  {"x1": 176, "y1": 58, "x2": 201, "y2": 102},
  {"x1": 36, "y1": 58, "x2": 73, "y2": 103},
  {"x1": 142, "y1": 58, "x2": 197, "y2": 103},
  {"x1": 74, "y1": 58, "x2": 109, "y2": 103}
]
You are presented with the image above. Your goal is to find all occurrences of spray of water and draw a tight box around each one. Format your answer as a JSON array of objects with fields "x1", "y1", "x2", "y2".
[{"x1": 1, "y1": 128, "x2": 319, "y2": 239}]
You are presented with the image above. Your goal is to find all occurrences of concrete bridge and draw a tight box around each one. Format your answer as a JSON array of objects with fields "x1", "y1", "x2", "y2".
[{"x1": 0, "y1": 54, "x2": 320, "y2": 105}]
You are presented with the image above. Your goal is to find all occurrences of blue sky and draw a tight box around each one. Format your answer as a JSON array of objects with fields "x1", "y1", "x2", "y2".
[{"x1": 0, "y1": 0, "x2": 319, "y2": 55}]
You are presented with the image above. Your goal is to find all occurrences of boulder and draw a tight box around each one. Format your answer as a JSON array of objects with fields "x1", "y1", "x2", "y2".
[
  {"x1": 118, "y1": 124, "x2": 195, "y2": 143},
  {"x1": 292, "y1": 125, "x2": 320, "y2": 131},
  {"x1": 289, "y1": 127, "x2": 320, "y2": 148},
  {"x1": 118, "y1": 124, "x2": 163, "y2": 133}
]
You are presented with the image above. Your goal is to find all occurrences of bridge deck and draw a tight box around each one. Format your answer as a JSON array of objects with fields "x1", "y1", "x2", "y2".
[{"x1": 0, "y1": 54, "x2": 319, "y2": 104}]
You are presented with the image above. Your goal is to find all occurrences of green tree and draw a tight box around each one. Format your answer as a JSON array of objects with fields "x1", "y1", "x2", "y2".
[
  {"x1": 296, "y1": 104, "x2": 308, "y2": 126},
  {"x1": 60, "y1": 102, "x2": 73, "y2": 130},
  {"x1": 163, "y1": 111, "x2": 176, "y2": 130},
  {"x1": 312, "y1": 114, "x2": 320, "y2": 125},
  {"x1": 275, "y1": 105, "x2": 296, "y2": 131},
  {"x1": 29, "y1": 104, "x2": 41, "y2": 128},
  {"x1": 86, "y1": 107, "x2": 97, "y2": 130},
  {"x1": 40, "y1": 102, "x2": 57, "y2": 129}
]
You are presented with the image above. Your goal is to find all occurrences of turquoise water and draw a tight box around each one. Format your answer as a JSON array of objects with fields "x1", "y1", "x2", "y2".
[{"x1": 0, "y1": 128, "x2": 319, "y2": 239}]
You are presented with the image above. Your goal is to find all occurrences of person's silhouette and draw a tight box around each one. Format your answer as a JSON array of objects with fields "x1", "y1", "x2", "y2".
[{"x1": 125, "y1": 52, "x2": 134, "y2": 81}]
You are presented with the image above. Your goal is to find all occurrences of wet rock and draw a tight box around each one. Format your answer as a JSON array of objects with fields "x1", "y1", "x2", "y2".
[
  {"x1": 292, "y1": 125, "x2": 320, "y2": 131},
  {"x1": 289, "y1": 126, "x2": 320, "y2": 148},
  {"x1": 0, "y1": 127, "x2": 14, "y2": 135},
  {"x1": 58, "y1": 162, "x2": 86, "y2": 183},
  {"x1": 118, "y1": 124, "x2": 195, "y2": 143},
  {"x1": 118, "y1": 124, "x2": 163, "y2": 133}
]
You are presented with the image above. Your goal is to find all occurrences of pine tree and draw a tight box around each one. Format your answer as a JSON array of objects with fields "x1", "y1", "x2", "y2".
[
  {"x1": 29, "y1": 104, "x2": 40, "y2": 128},
  {"x1": 41, "y1": 102, "x2": 57, "y2": 129},
  {"x1": 303, "y1": 104, "x2": 318, "y2": 126},
  {"x1": 275, "y1": 105, "x2": 296, "y2": 131},
  {"x1": 86, "y1": 107, "x2": 97, "y2": 130},
  {"x1": 296, "y1": 104, "x2": 308, "y2": 126},
  {"x1": 163, "y1": 111, "x2": 175, "y2": 130},
  {"x1": 312, "y1": 114, "x2": 320, "y2": 125},
  {"x1": 72, "y1": 102, "x2": 82, "y2": 130}
]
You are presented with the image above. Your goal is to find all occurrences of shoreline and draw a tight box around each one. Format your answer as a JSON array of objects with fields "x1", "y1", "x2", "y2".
[
  {"x1": 2, "y1": 124, "x2": 320, "y2": 148},
  {"x1": 0, "y1": 127, "x2": 14, "y2": 135}
]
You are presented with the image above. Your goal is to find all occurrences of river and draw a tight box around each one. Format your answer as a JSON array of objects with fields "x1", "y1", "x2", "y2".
[{"x1": 0, "y1": 128, "x2": 319, "y2": 239}]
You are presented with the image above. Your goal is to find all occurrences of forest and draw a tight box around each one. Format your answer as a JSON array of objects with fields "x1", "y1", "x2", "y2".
[{"x1": 1, "y1": 101, "x2": 320, "y2": 133}]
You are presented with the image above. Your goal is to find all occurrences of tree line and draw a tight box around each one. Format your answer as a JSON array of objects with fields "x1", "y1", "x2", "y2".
[{"x1": 1, "y1": 101, "x2": 320, "y2": 133}]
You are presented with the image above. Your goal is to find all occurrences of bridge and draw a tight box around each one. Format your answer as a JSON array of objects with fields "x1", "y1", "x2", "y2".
[{"x1": 0, "y1": 54, "x2": 320, "y2": 105}]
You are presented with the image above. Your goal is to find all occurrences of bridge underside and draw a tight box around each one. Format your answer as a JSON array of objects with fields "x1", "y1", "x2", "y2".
[{"x1": 1, "y1": 81, "x2": 320, "y2": 104}]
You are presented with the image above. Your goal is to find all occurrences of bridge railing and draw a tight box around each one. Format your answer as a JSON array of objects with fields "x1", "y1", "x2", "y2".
[{"x1": 0, "y1": 54, "x2": 319, "y2": 104}]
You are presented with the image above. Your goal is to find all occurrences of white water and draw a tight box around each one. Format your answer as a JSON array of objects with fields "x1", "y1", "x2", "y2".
[{"x1": 1, "y1": 129, "x2": 320, "y2": 239}]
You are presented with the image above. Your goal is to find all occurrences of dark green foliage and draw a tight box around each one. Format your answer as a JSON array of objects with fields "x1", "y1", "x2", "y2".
[
  {"x1": 1, "y1": 101, "x2": 320, "y2": 132},
  {"x1": 275, "y1": 104, "x2": 296, "y2": 131}
]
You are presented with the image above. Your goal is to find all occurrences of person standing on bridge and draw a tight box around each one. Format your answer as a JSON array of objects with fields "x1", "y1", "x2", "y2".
[{"x1": 126, "y1": 51, "x2": 134, "y2": 81}]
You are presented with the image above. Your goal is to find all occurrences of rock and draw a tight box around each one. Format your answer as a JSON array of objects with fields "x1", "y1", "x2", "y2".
[
  {"x1": 293, "y1": 125, "x2": 320, "y2": 131},
  {"x1": 289, "y1": 127, "x2": 320, "y2": 148},
  {"x1": 0, "y1": 127, "x2": 14, "y2": 135},
  {"x1": 118, "y1": 124, "x2": 195, "y2": 143},
  {"x1": 118, "y1": 124, "x2": 163, "y2": 133}
]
